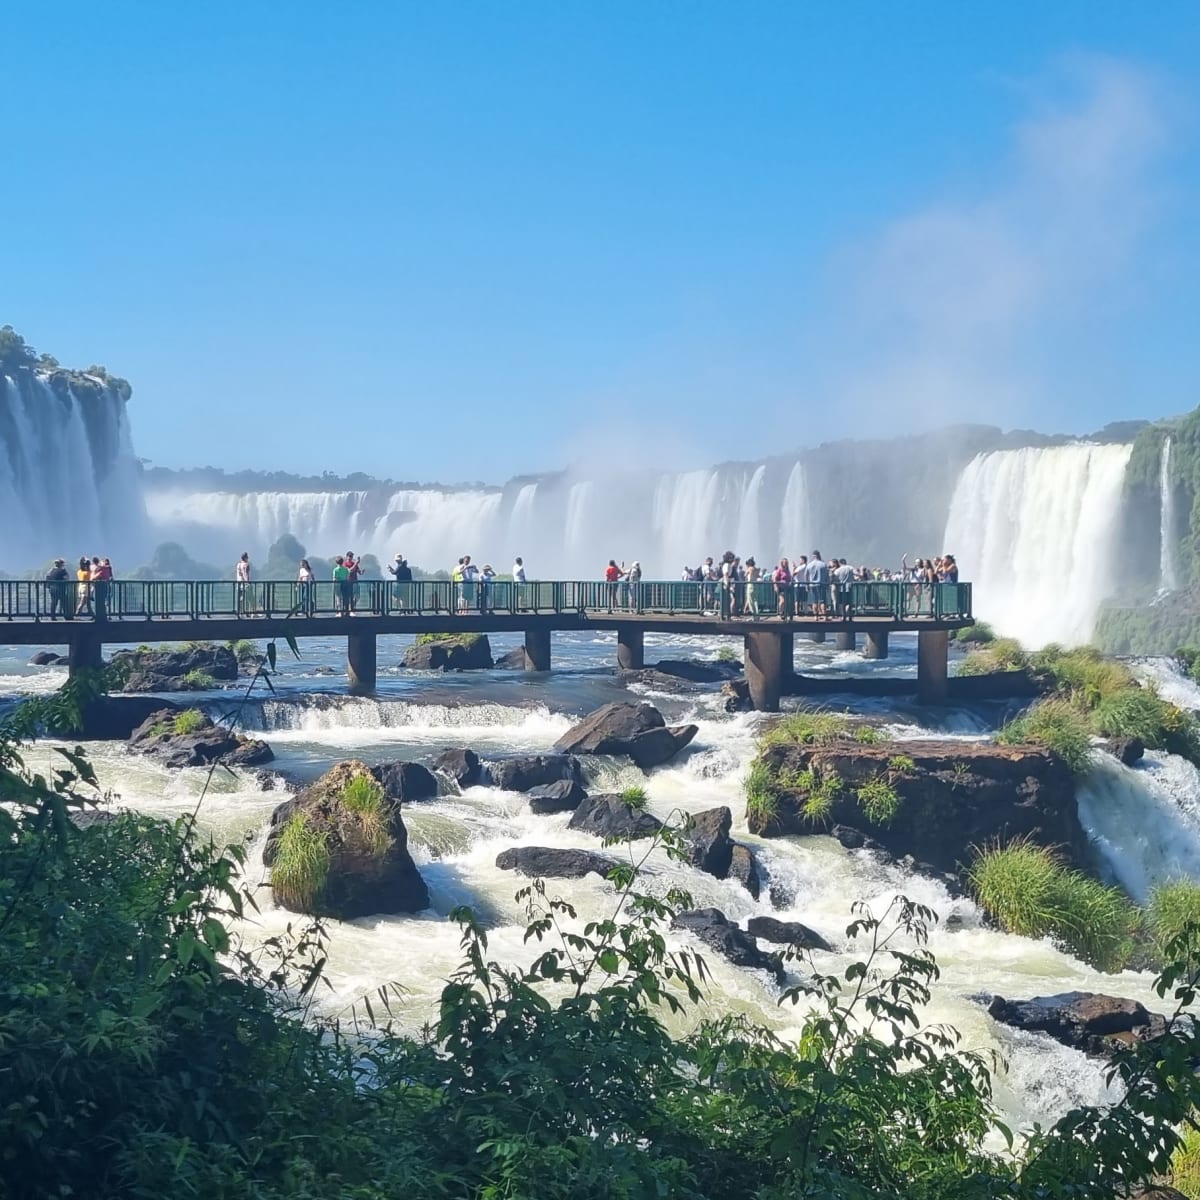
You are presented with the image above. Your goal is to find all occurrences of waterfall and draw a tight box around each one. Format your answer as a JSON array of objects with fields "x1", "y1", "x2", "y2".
[
  {"x1": 942, "y1": 443, "x2": 1132, "y2": 646},
  {"x1": 1160, "y1": 436, "x2": 1179, "y2": 592},
  {"x1": 779, "y1": 461, "x2": 809, "y2": 562},
  {"x1": 0, "y1": 370, "x2": 147, "y2": 566}
]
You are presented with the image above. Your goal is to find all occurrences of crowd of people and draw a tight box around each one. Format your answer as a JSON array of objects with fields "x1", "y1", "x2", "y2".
[{"x1": 41, "y1": 556, "x2": 115, "y2": 620}]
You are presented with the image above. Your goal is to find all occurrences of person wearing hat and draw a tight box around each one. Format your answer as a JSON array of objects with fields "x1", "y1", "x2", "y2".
[
  {"x1": 479, "y1": 564, "x2": 496, "y2": 613},
  {"x1": 626, "y1": 560, "x2": 643, "y2": 613},
  {"x1": 45, "y1": 558, "x2": 72, "y2": 620}
]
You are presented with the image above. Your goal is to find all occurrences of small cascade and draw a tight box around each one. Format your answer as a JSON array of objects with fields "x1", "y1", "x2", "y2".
[
  {"x1": 1159, "y1": 436, "x2": 1180, "y2": 592},
  {"x1": 778, "y1": 461, "x2": 809, "y2": 561}
]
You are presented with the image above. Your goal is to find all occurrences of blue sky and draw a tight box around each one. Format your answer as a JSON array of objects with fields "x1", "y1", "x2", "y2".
[{"x1": 3, "y1": 2, "x2": 1198, "y2": 482}]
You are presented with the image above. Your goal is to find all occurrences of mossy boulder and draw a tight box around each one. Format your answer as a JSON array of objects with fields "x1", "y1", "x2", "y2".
[
  {"x1": 553, "y1": 702, "x2": 698, "y2": 768},
  {"x1": 113, "y1": 645, "x2": 238, "y2": 692},
  {"x1": 403, "y1": 634, "x2": 493, "y2": 671},
  {"x1": 127, "y1": 707, "x2": 273, "y2": 769},
  {"x1": 264, "y1": 759, "x2": 429, "y2": 919}
]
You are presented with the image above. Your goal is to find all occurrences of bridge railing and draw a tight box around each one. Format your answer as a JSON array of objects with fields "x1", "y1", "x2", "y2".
[{"x1": 0, "y1": 578, "x2": 972, "y2": 623}]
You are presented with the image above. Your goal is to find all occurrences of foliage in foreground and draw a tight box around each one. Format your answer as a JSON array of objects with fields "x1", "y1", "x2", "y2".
[{"x1": 996, "y1": 697, "x2": 1096, "y2": 776}]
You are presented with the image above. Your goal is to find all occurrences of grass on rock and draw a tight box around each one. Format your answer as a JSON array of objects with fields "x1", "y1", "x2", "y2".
[
  {"x1": 619, "y1": 784, "x2": 649, "y2": 810},
  {"x1": 1148, "y1": 881, "x2": 1200, "y2": 964},
  {"x1": 997, "y1": 698, "x2": 1094, "y2": 776},
  {"x1": 745, "y1": 758, "x2": 780, "y2": 824},
  {"x1": 855, "y1": 774, "x2": 900, "y2": 826},
  {"x1": 182, "y1": 669, "x2": 217, "y2": 690},
  {"x1": 340, "y1": 774, "x2": 389, "y2": 855},
  {"x1": 271, "y1": 813, "x2": 331, "y2": 912},
  {"x1": 172, "y1": 708, "x2": 206, "y2": 735}
]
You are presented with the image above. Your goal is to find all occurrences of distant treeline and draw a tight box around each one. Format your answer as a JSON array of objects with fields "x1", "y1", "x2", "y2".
[{"x1": 139, "y1": 465, "x2": 501, "y2": 494}]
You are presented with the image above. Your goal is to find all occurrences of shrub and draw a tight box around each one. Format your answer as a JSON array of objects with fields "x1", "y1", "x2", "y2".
[
  {"x1": 416, "y1": 632, "x2": 483, "y2": 647},
  {"x1": 887, "y1": 754, "x2": 916, "y2": 776},
  {"x1": 1148, "y1": 881, "x2": 1200, "y2": 963},
  {"x1": 745, "y1": 757, "x2": 779, "y2": 823},
  {"x1": 997, "y1": 698, "x2": 1094, "y2": 775},
  {"x1": 956, "y1": 636, "x2": 1029, "y2": 676},
  {"x1": 803, "y1": 772, "x2": 842, "y2": 825},
  {"x1": 856, "y1": 774, "x2": 900, "y2": 826},
  {"x1": 1166, "y1": 1123, "x2": 1200, "y2": 1198},
  {"x1": 270, "y1": 813, "x2": 330, "y2": 911},
  {"x1": 228, "y1": 638, "x2": 260, "y2": 664},
  {"x1": 182, "y1": 669, "x2": 217, "y2": 690},
  {"x1": 853, "y1": 726, "x2": 880, "y2": 745},
  {"x1": 172, "y1": 708, "x2": 206, "y2": 735},
  {"x1": 968, "y1": 840, "x2": 1136, "y2": 972},
  {"x1": 954, "y1": 622, "x2": 995, "y2": 645},
  {"x1": 341, "y1": 773, "x2": 389, "y2": 855},
  {"x1": 620, "y1": 784, "x2": 649, "y2": 810},
  {"x1": 715, "y1": 645, "x2": 739, "y2": 664},
  {"x1": 1093, "y1": 687, "x2": 1173, "y2": 745}
]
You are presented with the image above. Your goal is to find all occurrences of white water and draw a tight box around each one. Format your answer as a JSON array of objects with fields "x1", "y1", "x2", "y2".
[
  {"x1": 0, "y1": 372, "x2": 146, "y2": 565},
  {"x1": 942, "y1": 443, "x2": 1133, "y2": 647},
  {"x1": 1160, "y1": 436, "x2": 1180, "y2": 592},
  {"x1": 1133, "y1": 656, "x2": 1200, "y2": 712}
]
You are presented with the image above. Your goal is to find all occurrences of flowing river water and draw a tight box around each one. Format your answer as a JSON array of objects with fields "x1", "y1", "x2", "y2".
[{"x1": 8, "y1": 635, "x2": 1200, "y2": 1139}]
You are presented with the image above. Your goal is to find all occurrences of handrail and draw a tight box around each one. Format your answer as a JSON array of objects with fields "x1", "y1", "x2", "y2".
[{"x1": 0, "y1": 579, "x2": 972, "y2": 624}]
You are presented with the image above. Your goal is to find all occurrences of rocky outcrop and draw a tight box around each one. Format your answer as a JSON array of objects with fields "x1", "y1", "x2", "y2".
[
  {"x1": 264, "y1": 760, "x2": 428, "y2": 919},
  {"x1": 987, "y1": 992, "x2": 1168, "y2": 1060},
  {"x1": 434, "y1": 747, "x2": 482, "y2": 788},
  {"x1": 750, "y1": 739, "x2": 1082, "y2": 876},
  {"x1": 685, "y1": 807, "x2": 735, "y2": 877},
  {"x1": 553, "y1": 702, "x2": 698, "y2": 769},
  {"x1": 494, "y1": 648, "x2": 528, "y2": 669},
  {"x1": 113, "y1": 645, "x2": 239, "y2": 693},
  {"x1": 486, "y1": 753, "x2": 582, "y2": 792},
  {"x1": 622, "y1": 659, "x2": 742, "y2": 694},
  {"x1": 672, "y1": 909, "x2": 784, "y2": 982},
  {"x1": 403, "y1": 634, "x2": 493, "y2": 671},
  {"x1": 372, "y1": 760, "x2": 438, "y2": 803},
  {"x1": 495, "y1": 846, "x2": 617, "y2": 879},
  {"x1": 746, "y1": 915, "x2": 831, "y2": 952},
  {"x1": 728, "y1": 845, "x2": 761, "y2": 900},
  {"x1": 1105, "y1": 736, "x2": 1145, "y2": 766},
  {"x1": 78, "y1": 695, "x2": 180, "y2": 740},
  {"x1": 28, "y1": 650, "x2": 65, "y2": 666},
  {"x1": 568, "y1": 793, "x2": 663, "y2": 840},
  {"x1": 127, "y1": 707, "x2": 273, "y2": 769},
  {"x1": 527, "y1": 779, "x2": 588, "y2": 814}
]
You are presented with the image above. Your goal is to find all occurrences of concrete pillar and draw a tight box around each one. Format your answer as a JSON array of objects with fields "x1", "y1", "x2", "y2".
[
  {"x1": 779, "y1": 631, "x2": 794, "y2": 678},
  {"x1": 809, "y1": 630, "x2": 826, "y2": 644},
  {"x1": 743, "y1": 630, "x2": 783, "y2": 712},
  {"x1": 863, "y1": 630, "x2": 889, "y2": 660},
  {"x1": 917, "y1": 629, "x2": 949, "y2": 705},
  {"x1": 68, "y1": 631, "x2": 104, "y2": 677},
  {"x1": 835, "y1": 631, "x2": 857, "y2": 652},
  {"x1": 524, "y1": 628, "x2": 551, "y2": 672},
  {"x1": 617, "y1": 626, "x2": 644, "y2": 671},
  {"x1": 347, "y1": 632, "x2": 377, "y2": 695}
]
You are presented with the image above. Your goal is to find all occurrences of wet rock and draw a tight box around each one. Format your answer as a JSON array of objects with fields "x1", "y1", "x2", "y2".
[
  {"x1": 986, "y1": 992, "x2": 1168, "y2": 1059},
  {"x1": 830, "y1": 824, "x2": 886, "y2": 853},
  {"x1": 486, "y1": 753, "x2": 582, "y2": 793},
  {"x1": 1105, "y1": 735, "x2": 1145, "y2": 766},
  {"x1": 28, "y1": 650, "x2": 59, "y2": 666},
  {"x1": 728, "y1": 844, "x2": 761, "y2": 899},
  {"x1": 721, "y1": 678, "x2": 752, "y2": 712},
  {"x1": 653, "y1": 658, "x2": 742, "y2": 682},
  {"x1": 553, "y1": 701, "x2": 698, "y2": 769},
  {"x1": 403, "y1": 634, "x2": 493, "y2": 671},
  {"x1": 494, "y1": 648, "x2": 528, "y2": 669},
  {"x1": 684, "y1": 807, "x2": 735, "y2": 879},
  {"x1": 313, "y1": 665, "x2": 336, "y2": 676},
  {"x1": 264, "y1": 759, "x2": 428, "y2": 919},
  {"x1": 672, "y1": 908, "x2": 784, "y2": 982},
  {"x1": 113, "y1": 645, "x2": 239, "y2": 693},
  {"x1": 372, "y1": 760, "x2": 439, "y2": 803},
  {"x1": 127, "y1": 707, "x2": 273, "y2": 769},
  {"x1": 746, "y1": 915, "x2": 831, "y2": 952},
  {"x1": 435, "y1": 747, "x2": 482, "y2": 788},
  {"x1": 70, "y1": 809, "x2": 121, "y2": 829},
  {"x1": 77, "y1": 695, "x2": 181, "y2": 740},
  {"x1": 527, "y1": 779, "x2": 588, "y2": 814},
  {"x1": 495, "y1": 846, "x2": 617, "y2": 879},
  {"x1": 568, "y1": 793, "x2": 663, "y2": 840}
]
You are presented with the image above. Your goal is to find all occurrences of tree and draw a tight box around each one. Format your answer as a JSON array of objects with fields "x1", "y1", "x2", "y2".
[
  {"x1": 0, "y1": 325, "x2": 36, "y2": 368},
  {"x1": 263, "y1": 534, "x2": 306, "y2": 578}
]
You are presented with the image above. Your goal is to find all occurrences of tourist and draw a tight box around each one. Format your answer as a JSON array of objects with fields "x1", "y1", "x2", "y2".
[
  {"x1": 793, "y1": 555, "x2": 809, "y2": 616},
  {"x1": 702, "y1": 557, "x2": 718, "y2": 612},
  {"x1": 604, "y1": 559, "x2": 624, "y2": 612},
  {"x1": 388, "y1": 553, "x2": 412, "y2": 611},
  {"x1": 93, "y1": 557, "x2": 113, "y2": 622},
  {"x1": 462, "y1": 555, "x2": 478, "y2": 613},
  {"x1": 45, "y1": 559, "x2": 71, "y2": 621},
  {"x1": 345, "y1": 551, "x2": 361, "y2": 613},
  {"x1": 74, "y1": 556, "x2": 92, "y2": 617},
  {"x1": 333, "y1": 555, "x2": 352, "y2": 616},
  {"x1": 719, "y1": 554, "x2": 734, "y2": 620},
  {"x1": 940, "y1": 554, "x2": 959, "y2": 584},
  {"x1": 627, "y1": 560, "x2": 643, "y2": 613},
  {"x1": 296, "y1": 558, "x2": 315, "y2": 617},
  {"x1": 773, "y1": 558, "x2": 792, "y2": 619},
  {"x1": 479, "y1": 564, "x2": 495, "y2": 613},
  {"x1": 451, "y1": 558, "x2": 465, "y2": 612},
  {"x1": 807, "y1": 551, "x2": 829, "y2": 619},
  {"x1": 512, "y1": 556, "x2": 526, "y2": 611},
  {"x1": 745, "y1": 557, "x2": 760, "y2": 618},
  {"x1": 834, "y1": 557, "x2": 854, "y2": 620},
  {"x1": 235, "y1": 552, "x2": 252, "y2": 616}
]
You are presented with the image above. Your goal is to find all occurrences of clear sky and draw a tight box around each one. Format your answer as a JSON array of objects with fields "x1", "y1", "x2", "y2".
[{"x1": 3, "y1": 2, "x2": 1198, "y2": 483}]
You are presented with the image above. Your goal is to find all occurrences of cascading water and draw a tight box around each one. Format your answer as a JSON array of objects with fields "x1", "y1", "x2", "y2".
[
  {"x1": 1159, "y1": 436, "x2": 1179, "y2": 592},
  {"x1": 942, "y1": 443, "x2": 1133, "y2": 646}
]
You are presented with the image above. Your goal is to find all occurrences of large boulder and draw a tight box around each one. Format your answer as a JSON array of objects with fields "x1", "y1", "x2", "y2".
[
  {"x1": 127, "y1": 707, "x2": 273, "y2": 769},
  {"x1": 568, "y1": 793, "x2": 663, "y2": 840},
  {"x1": 685, "y1": 807, "x2": 735, "y2": 878},
  {"x1": 1105, "y1": 736, "x2": 1145, "y2": 766},
  {"x1": 527, "y1": 779, "x2": 588, "y2": 814},
  {"x1": 434, "y1": 747, "x2": 482, "y2": 788},
  {"x1": 264, "y1": 759, "x2": 429, "y2": 918},
  {"x1": 372, "y1": 760, "x2": 439, "y2": 803},
  {"x1": 495, "y1": 846, "x2": 617, "y2": 879},
  {"x1": 28, "y1": 650, "x2": 59, "y2": 666},
  {"x1": 728, "y1": 844, "x2": 761, "y2": 900},
  {"x1": 79, "y1": 695, "x2": 181, "y2": 740},
  {"x1": 553, "y1": 702, "x2": 698, "y2": 769},
  {"x1": 987, "y1": 992, "x2": 1168, "y2": 1059},
  {"x1": 672, "y1": 908, "x2": 784, "y2": 982},
  {"x1": 746, "y1": 915, "x2": 832, "y2": 952},
  {"x1": 494, "y1": 648, "x2": 528, "y2": 669},
  {"x1": 403, "y1": 634, "x2": 493, "y2": 671},
  {"x1": 114, "y1": 644, "x2": 239, "y2": 693},
  {"x1": 486, "y1": 754, "x2": 582, "y2": 792}
]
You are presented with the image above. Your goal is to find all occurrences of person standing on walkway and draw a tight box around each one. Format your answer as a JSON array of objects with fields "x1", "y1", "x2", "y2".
[
  {"x1": 344, "y1": 552, "x2": 361, "y2": 612},
  {"x1": 93, "y1": 557, "x2": 113, "y2": 622},
  {"x1": 773, "y1": 558, "x2": 792, "y2": 620},
  {"x1": 604, "y1": 560, "x2": 624, "y2": 612},
  {"x1": 462, "y1": 556, "x2": 479, "y2": 613},
  {"x1": 512, "y1": 556, "x2": 526, "y2": 610},
  {"x1": 297, "y1": 558, "x2": 315, "y2": 616},
  {"x1": 46, "y1": 559, "x2": 71, "y2": 620},
  {"x1": 807, "y1": 551, "x2": 829, "y2": 619},
  {"x1": 479, "y1": 564, "x2": 495, "y2": 613},
  {"x1": 236, "y1": 553, "x2": 252, "y2": 616},
  {"x1": 745, "y1": 558, "x2": 760, "y2": 618},
  {"x1": 626, "y1": 561, "x2": 642, "y2": 613},
  {"x1": 333, "y1": 555, "x2": 352, "y2": 616},
  {"x1": 388, "y1": 553, "x2": 407, "y2": 611},
  {"x1": 74, "y1": 556, "x2": 92, "y2": 617}
]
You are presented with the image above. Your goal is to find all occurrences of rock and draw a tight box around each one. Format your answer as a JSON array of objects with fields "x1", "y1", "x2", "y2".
[
  {"x1": 721, "y1": 678, "x2": 752, "y2": 712},
  {"x1": 486, "y1": 754, "x2": 582, "y2": 792},
  {"x1": 746, "y1": 915, "x2": 832, "y2": 952},
  {"x1": 264, "y1": 759, "x2": 429, "y2": 919},
  {"x1": 568, "y1": 793, "x2": 663, "y2": 840},
  {"x1": 553, "y1": 702, "x2": 698, "y2": 768},
  {"x1": 527, "y1": 779, "x2": 589, "y2": 814},
  {"x1": 114, "y1": 645, "x2": 239, "y2": 693},
  {"x1": 77, "y1": 695, "x2": 181, "y2": 740},
  {"x1": 1124, "y1": 1187, "x2": 1189, "y2": 1200},
  {"x1": 51, "y1": 655, "x2": 71, "y2": 666},
  {"x1": 653, "y1": 658, "x2": 742, "y2": 682},
  {"x1": 70, "y1": 809, "x2": 121, "y2": 829},
  {"x1": 685, "y1": 807, "x2": 735, "y2": 879},
  {"x1": 372, "y1": 761, "x2": 439, "y2": 803},
  {"x1": 434, "y1": 747, "x2": 482, "y2": 788},
  {"x1": 127, "y1": 707, "x2": 274, "y2": 769},
  {"x1": 728, "y1": 844, "x2": 761, "y2": 899},
  {"x1": 403, "y1": 634, "x2": 493, "y2": 671},
  {"x1": 28, "y1": 650, "x2": 59, "y2": 666},
  {"x1": 672, "y1": 908, "x2": 784, "y2": 982},
  {"x1": 987, "y1": 992, "x2": 1168, "y2": 1059},
  {"x1": 313, "y1": 665, "x2": 336, "y2": 676},
  {"x1": 494, "y1": 648, "x2": 528, "y2": 669},
  {"x1": 495, "y1": 846, "x2": 617, "y2": 879},
  {"x1": 1105, "y1": 735, "x2": 1145, "y2": 765},
  {"x1": 829, "y1": 824, "x2": 886, "y2": 853}
]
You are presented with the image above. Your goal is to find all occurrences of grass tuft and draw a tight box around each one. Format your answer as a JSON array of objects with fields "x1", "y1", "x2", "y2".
[
  {"x1": 715, "y1": 645, "x2": 739, "y2": 664},
  {"x1": 182, "y1": 669, "x2": 217, "y2": 690},
  {"x1": 855, "y1": 774, "x2": 900, "y2": 826},
  {"x1": 1148, "y1": 880, "x2": 1200, "y2": 964},
  {"x1": 172, "y1": 708, "x2": 206, "y2": 735},
  {"x1": 271, "y1": 813, "x2": 331, "y2": 912},
  {"x1": 341, "y1": 774, "x2": 389, "y2": 855},
  {"x1": 997, "y1": 698, "x2": 1094, "y2": 776},
  {"x1": 619, "y1": 784, "x2": 649, "y2": 810},
  {"x1": 745, "y1": 758, "x2": 780, "y2": 824}
]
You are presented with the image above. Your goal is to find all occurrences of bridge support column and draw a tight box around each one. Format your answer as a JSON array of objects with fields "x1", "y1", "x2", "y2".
[
  {"x1": 524, "y1": 628, "x2": 551, "y2": 672},
  {"x1": 617, "y1": 627, "x2": 644, "y2": 671},
  {"x1": 347, "y1": 632, "x2": 377, "y2": 695},
  {"x1": 835, "y1": 631, "x2": 857, "y2": 652},
  {"x1": 743, "y1": 631, "x2": 784, "y2": 712},
  {"x1": 917, "y1": 629, "x2": 949, "y2": 705},
  {"x1": 68, "y1": 631, "x2": 104, "y2": 677},
  {"x1": 863, "y1": 631, "x2": 889, "y2": 660},
  {"x1": 808, "y1": 630, "x2": 826, "y2": 644},
  {"x1": 779, "y1": 632, "x2": 794, "y2": 681}
]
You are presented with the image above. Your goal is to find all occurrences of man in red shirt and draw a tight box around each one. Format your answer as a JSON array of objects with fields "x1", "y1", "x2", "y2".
[{"x1": 604, "y1": 560, "x2": 624, "y2": 612}]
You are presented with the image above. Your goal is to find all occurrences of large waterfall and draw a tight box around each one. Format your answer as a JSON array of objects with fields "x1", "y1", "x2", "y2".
[
  {"x1": 1160, "y1": 436, "x2": 1180, "y2": 592},
  {"x1": 0, "y1": 370, "x2": 147, "y2": 567},
  {"x1": 942, "y1": 443, "x2": 1133, "y2": 647}
]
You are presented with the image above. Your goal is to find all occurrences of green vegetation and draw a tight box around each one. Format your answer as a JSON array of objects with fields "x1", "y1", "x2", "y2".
[
  {"x1": 1149, "y1": 881, "x2": 1200, "y2": 964},
  {"x1": 715, "y1": 644, "x2": 739, "y2": 664},
  {"x1": 172, "y1": 708, "x2": 206, "y2": 735},
  {"x1": 182, "y1": 668, "x2": 217, "y2": 690},
  {"x1": 340, "y1": 773, "x2": 390, "y2": 856},
  {"x1": 760, "y1": 709, "x2": 881, "y2": 750},
  {"x1": 856, "y1": 774, "x2": 901, "y2": 826},
  {"x1": 745, "y1": 757, "x2": 780, "y2": 824},
  {"x1": 1166, "y1": 1124, "x2": 1200, "y2": 1199},
  {"x1": 619, "y1": 784, "x2": 648, "y2": 810},
  {"x1": 997, "y1": 697, "x2": 1095, "y2": 776},
  {"x1": 955, "y1": 635, "x2": 1028, "y2": 675},
  {"x1": 887, "y1": 753, "x2": 916, "y2": 776},
  {"x1": 801, "y1": 770, "x2": 842, "y2": 825},
  {"x1": 950, "y1": 621, "x2": 995, "y2": 645},
  {"x1": 416, "y1": 631, "x2": 486, "y2": 647},
  {"x1": 228, "y1": 639, "x2": 260, "y2": 664},
  {"x1": 270, "y1": 812, "x2": 332, "y2": 911},
  {"x1": 968, "y1": 841, "x2": 1137, "y2": 972}
]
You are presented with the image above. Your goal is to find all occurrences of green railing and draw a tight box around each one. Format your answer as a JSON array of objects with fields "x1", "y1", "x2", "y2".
[{"x1": 0, "y1": 579, "x2": 972, "y2": 623}]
